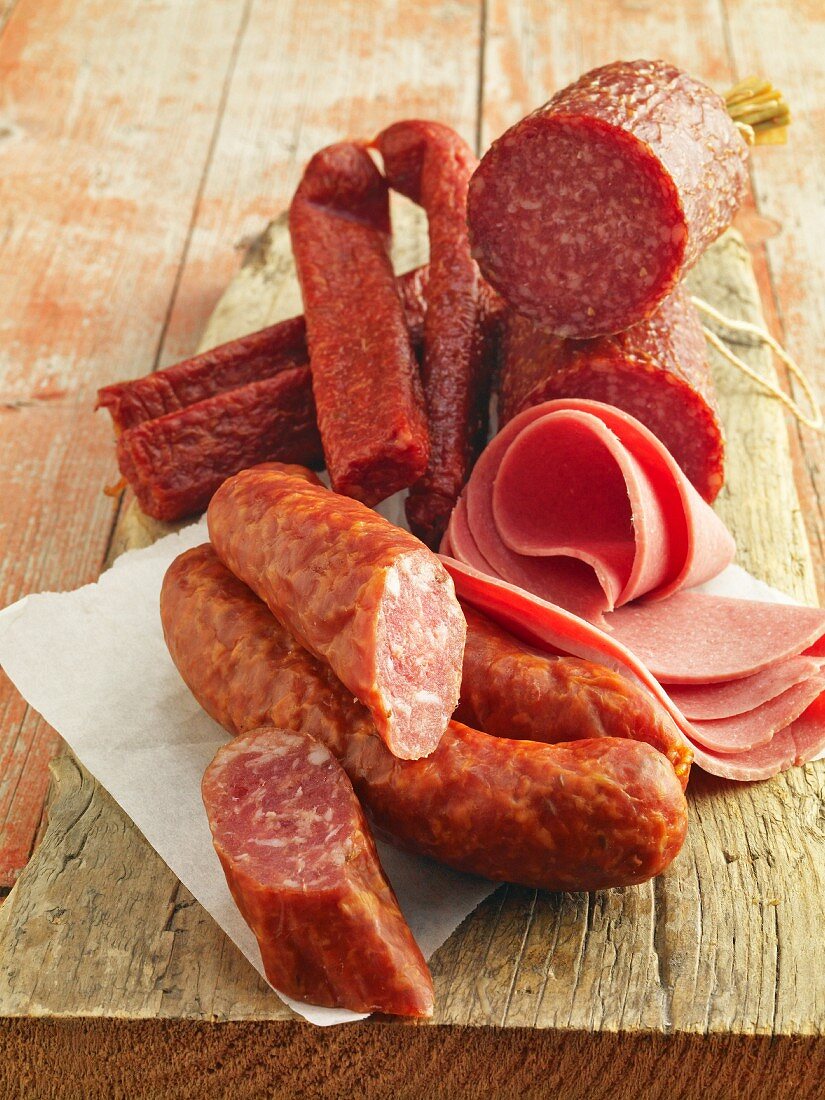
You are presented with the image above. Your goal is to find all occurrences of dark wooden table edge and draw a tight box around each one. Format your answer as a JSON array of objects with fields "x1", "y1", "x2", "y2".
[{"x1": 1, "y1": 1016, "x2": 823, "y2": 1099}]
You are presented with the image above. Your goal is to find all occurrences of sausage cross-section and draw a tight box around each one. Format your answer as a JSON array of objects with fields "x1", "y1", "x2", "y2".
[
  {"x1": 207, "y1": 463, "x2": 466, "y2": 761},
  {"x1": 468, "y1": 59, "x2": 748, "y2": 337},
  {"x1": 162, "y1": 544, "x2": 688, "y2": 892},
  {"x1": 202, "y1": 725, "x2": 434, "y2": 1017}
]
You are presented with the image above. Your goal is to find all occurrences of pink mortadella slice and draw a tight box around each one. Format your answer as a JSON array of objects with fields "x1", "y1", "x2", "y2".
[
  {"x1": 688, "y1": 695, "x2": 825, "y2": 782},
  {"x1": 668, "y1": 655, "x2": 825, "y2": 720},
  {"x1": 607, "y1": 592, "x2": 825, "y2": 684},
  {"x1": 452, "y1": 399, "x2": 734, "y2": 622},
  {"x1": 441, "y1": 556, "x2": 696, "y2": 746},
  {"x1": 688, "y1": 674, "x2": 825, "y2": 754}
]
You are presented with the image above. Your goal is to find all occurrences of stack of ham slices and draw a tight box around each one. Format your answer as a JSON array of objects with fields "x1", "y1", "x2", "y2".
[{"x1": 442, "y1": 400, "x2": 825, "y2": 781}]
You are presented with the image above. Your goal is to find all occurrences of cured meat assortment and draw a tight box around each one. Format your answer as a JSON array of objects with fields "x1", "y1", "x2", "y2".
[
  {"x1": 467, "y1": 59, "x2": 748, "y2": 337},
  {"x1": 207, "y1": 463, "x2": 466, "y2": 761},
  {"x1": 161, "y1": 544, "x2": 688, "y2": 893},
  {"x1": 457, "y1": 605, "x2": 692, "y2": 788},
  {"x1": 289, "y1": 142, "x2": 429, "y2": 505},
  {"x1": 202, "y1": 725, "x2": 434, "y2": 1017},
  {"x1": 76, "y1": 59, "x2": 820, "y2": 1016},
  {"x1": 375, "y1": 120, "x2": 490, "y2": 547},
  {"x1": 499, "y1": 287, "x2": 726, "y2": 501}
]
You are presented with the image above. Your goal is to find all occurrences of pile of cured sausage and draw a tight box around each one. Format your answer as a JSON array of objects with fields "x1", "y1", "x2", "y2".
[{"x1": 100, "y1": 60, "x2": 825, "y2": 1017}]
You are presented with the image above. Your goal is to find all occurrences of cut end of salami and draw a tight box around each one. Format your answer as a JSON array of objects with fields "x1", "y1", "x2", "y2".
[
  {"x1": 202, "y1": 725, "x2": 434, "y2": 1018},
  {"x1": 469, "y1": 115, "x2": 685, "y2": 336},
  {"x1": 468, "y1": 60, "x2": 748, "y2": 337}
]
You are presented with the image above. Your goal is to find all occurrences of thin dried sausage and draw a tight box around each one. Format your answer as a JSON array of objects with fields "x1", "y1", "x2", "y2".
[{"x1": 290, "y1": 142, "x2": 429, "y2": 504}]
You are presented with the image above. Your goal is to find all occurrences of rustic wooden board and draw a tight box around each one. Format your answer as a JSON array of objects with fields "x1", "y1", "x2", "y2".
[{"x1": 1, "y1": 208, "x2": 824, "y2": 1097}]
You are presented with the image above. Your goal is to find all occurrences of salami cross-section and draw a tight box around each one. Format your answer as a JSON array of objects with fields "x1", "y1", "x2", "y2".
[
  {"x1": 202, "y1": 726, "x2": 434, "y2": 1017},
  {"x1": 162, "y1": 545, "x2": 688, "y2": 892},
  {"x1": 468, "y1": 59, "x2": 748, "y2": 337},
  {"x1": 207, "y1": 463, "x2": 466, "y2": 761}
]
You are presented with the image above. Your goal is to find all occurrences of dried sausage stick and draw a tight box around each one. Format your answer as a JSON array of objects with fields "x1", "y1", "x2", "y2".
[
  {"x1": 202, "y1": 726, "x2": 434, "y2": 1017},
  {"x1": 375, "y1": 121, "x2": 489, "y2": 547},
  {"x1": 290, "y1": 142, "x2": 429, "y2": 505},
  {"x1": 116, "y1": 368, "x2": 323, "y2": 521},
  {"x1": 468, "y1": 59, "x2": 748, "y2": 337},
  {"x1": 207, "y1": 464, "x2": 466, "y2": 761},
  {"x1": 161, "y1": 545, "x2": 688, "y2": 892}
]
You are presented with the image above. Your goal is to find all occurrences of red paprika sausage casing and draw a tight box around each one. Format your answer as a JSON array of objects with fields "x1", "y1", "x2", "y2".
[
  {"x1": 468, "y1": 59, "x2": 748, "y2": 337},
  {"x1": 207, "y1": 463, "x2": 466, "y2": 761},
  {"x1": 499, "y1": 286, "x2": 725, "y2": 501},
  {"x1": 161, "y1": 545, "x2": 688, "y2": 892},
  {"x1": 202, "y1": 725, "x2": 434, "y2": 1017}
]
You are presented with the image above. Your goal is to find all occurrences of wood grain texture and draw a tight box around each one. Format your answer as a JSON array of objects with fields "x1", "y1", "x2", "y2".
[
  {"x1": 0, "y1": 0, "x2": 252, "y2": 888},
  {"x1": 2, "y1": 215, "x2": 824, "y2": 1097},
  {"x1": 720, "y1": 0, "x2": 825, "y2": 603}
]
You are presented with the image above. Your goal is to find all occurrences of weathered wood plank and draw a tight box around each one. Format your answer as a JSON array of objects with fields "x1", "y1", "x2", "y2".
[
  {"x1": 0, "y1": 0, "x2": 252, "y2": 887},
  {"x1": 720, "y1": 0, "x2": 825, "y2": 602}
]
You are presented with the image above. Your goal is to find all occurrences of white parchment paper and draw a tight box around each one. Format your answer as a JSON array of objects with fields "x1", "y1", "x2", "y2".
[
  {"x1": 0, "y1": 519, "x2": 816, "y2": 1025},
  {"x1": 0, "y1": 517, "x2": 492, "y2": 1026}
]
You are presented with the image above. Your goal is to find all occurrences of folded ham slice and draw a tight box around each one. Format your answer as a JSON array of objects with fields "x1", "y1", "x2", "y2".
[{"x1": 444, "y1": 400, "x2": 825, "y2": 781}]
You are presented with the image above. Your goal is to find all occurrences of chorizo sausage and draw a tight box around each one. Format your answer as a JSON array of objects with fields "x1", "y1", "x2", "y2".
[
  {"x1": 207, "y1": 463, "x2": 466, "y2": 761},
  {"x1": 467, "y1": 59, "x2": 748, "y2": 337},
  {"x1": 375, "y1": 121, "x2": 491, "y2": 547},
  {"x1": 161, "y1": 544, "x2": 688, "y2": 892},
  {"x1": 202, "y1": 725, "x2": 434, "y2": 1017},
  {"x1": 498, "y1": 286, "x2": 725, "y2": 501},
  {"x1": 457, "y1": 605, "x2": 692, "y2": 788},
  {"x1": 289, "y1": 142, "x2": 429, "y2": 504}
]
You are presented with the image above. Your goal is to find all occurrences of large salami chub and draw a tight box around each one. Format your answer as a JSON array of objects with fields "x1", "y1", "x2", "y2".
[
  {"x1": 375, "y1": 120, "x2": 490, "y2": 547},
  {"x1": 467, "y1": 59, "x2": 749, "y2": 337},
  {"x1": 207, "y1": 463, "x2": 466, "y2": 761},
  {"x1": 290, "y1": 142, "x2": 429, "y2": 505},
  {"x1": 202, "y1": 726, "x2": 434, "y2": 1017},
  {"x1": 499, "y1": 287, "x2": 725, "y2": 500},
  {"x1": 457, "y1": 605, "x2": 692, "y2": 787},
  {"x1": 161, "y1": 545, "x2": 688, "y2": 892}
]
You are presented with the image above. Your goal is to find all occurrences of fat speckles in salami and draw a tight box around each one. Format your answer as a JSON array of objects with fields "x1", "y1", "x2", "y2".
[{"x1": 467, "y1": 59, "x2": 748, "y2": 337}]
